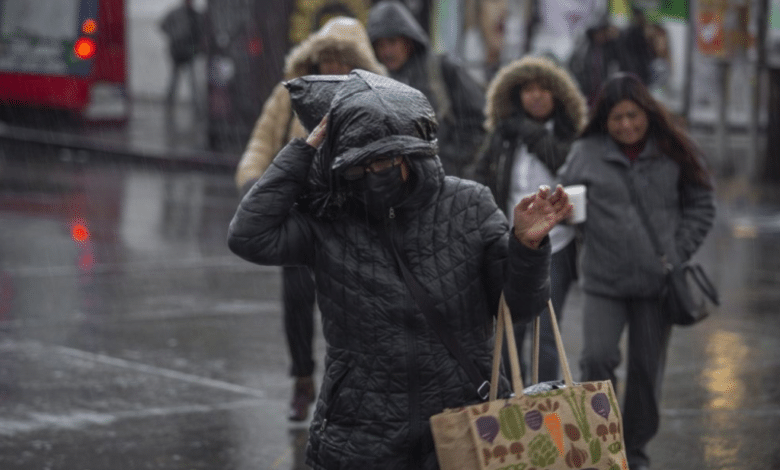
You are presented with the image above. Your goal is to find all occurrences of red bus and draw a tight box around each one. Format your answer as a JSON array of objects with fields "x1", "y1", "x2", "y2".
[{"x1": 0, "y1": 0, "x2": 128, "y2": 121}]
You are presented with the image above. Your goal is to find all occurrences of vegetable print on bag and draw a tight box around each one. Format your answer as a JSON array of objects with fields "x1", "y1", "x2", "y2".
[
  {"x1": 430, "y1": 297, "x2": 629, "y2": 470},
  {"x1": 470, "y1": 382, "x2": 626, "y2": 470}
]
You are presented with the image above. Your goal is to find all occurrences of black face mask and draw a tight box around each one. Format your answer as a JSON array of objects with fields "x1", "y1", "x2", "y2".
[{"x1": 351, "y1": 164, "x2": 408, "y2": 216}]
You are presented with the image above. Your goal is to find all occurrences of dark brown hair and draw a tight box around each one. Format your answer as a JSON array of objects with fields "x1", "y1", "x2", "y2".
[{"x1": 581, "y1": 73, "x2": 712, "y2": 188}]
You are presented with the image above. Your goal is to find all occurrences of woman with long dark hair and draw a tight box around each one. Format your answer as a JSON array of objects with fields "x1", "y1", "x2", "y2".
[{"x1": 558, "y1": 73, "x2": 716, "y2": 470}]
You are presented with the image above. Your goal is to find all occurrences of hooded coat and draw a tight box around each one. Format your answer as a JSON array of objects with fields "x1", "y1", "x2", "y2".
[
  {"x1": 234, "y1": 17, "x2": 386, "y2": 192},
  {"x1": 367, "y1": 1, "x2": 486, "y2": 178},
  {"x1": 227, "y1": 70, "x2": 551, "y2": 469},
  {"x1": 473, "y1": 56, "x2": 587, "y2": 252}
]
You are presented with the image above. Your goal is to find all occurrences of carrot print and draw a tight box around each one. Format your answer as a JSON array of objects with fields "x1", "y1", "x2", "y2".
[{"x1": 544, "y1": 412, "x2": 565, "y2": 456}]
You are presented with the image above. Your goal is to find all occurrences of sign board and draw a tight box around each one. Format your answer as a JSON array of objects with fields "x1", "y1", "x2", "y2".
[
  {"x1": 696, "y1": 0, "x2": 754, "y2": 58},
  {"x1": 767, "y1": 0, "x2": 780, "y2": 67},
  {"x1": 696, "y1": 0, "x2": 728, "y2": 57}
]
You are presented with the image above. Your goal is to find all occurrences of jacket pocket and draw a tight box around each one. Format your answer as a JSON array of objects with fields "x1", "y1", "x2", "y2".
[{"x1": 319, "y1": 362, "x2": 353, "y2": 431}]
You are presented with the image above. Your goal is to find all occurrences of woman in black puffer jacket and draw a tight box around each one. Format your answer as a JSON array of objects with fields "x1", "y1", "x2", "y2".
[{"x1": 227, "y1": 70, "x2": 572, "y2": 470}]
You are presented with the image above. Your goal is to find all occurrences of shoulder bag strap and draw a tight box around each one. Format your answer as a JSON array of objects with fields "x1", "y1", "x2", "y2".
[
  {"x1": 689, "y1": 264, "x2": 720, "y2": 305},
  {"x1": 622, "y1": 171, "x2": 720, "y2": 305},
  {"x1": 378, "y1": 229, "x2": 490, "y2": 400},
  {"x1": 620, "y1": 171, "x2": 671, "y2": 271}
]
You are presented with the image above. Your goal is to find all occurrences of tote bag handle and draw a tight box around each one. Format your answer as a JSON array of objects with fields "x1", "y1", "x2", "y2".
[{"x1": 489, "y1": 296, "x2": 574, "y2": 401}]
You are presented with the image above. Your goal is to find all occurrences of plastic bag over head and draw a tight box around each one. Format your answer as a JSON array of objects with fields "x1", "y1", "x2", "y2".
[
  {"x1": 286, "y1": 70, "x2": 440, "y2": 220},
  {"x1": 284, "y1": 74, "x2": 349, "y2": 132}
]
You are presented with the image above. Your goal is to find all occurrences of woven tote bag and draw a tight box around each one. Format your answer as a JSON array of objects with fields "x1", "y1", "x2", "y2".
[{"x1": 430, "y1": 297, "x2": 629, "y2": 470}]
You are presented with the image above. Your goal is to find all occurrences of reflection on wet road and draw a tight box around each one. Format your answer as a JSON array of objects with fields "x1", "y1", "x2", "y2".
[{"x1": 1, "y1": 143, "x2": 779, "y2": 469}]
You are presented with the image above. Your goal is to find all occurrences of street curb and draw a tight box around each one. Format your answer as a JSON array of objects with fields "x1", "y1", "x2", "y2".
[{"x1": 0, "y1": 122, "x2": 237, "y2": 172}]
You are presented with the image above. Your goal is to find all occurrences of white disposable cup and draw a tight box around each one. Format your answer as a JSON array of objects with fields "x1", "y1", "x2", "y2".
[{"x1": 564, "y1": 184, "x2": 587, "y2": 223}]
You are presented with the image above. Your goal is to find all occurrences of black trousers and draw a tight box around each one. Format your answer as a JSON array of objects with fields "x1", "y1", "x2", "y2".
[
  {"x1": 282, "y1": 266, "x2": 317, "y2": 378},
  {"x1": 510, "y1": 239, "x2": 577, "y2": 382},
  {"x1": 579, "y1": 293, "x2": 672, "y2": 469}
]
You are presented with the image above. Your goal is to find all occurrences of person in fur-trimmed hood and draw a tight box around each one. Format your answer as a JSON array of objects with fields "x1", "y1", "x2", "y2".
[
  {"x1": 233, "y1": 16, "x2": 385, "y2": 423},
  {"x1": 473, "y1": 55, "x2": 588, "y2": 383},
  {"x1": 235, "y1": 16, "x2": 386, "y2": 194}
]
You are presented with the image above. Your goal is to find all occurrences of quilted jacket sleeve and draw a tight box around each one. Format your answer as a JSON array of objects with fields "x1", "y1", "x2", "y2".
[
  {"x1": 503, "y1": 234, "x2": 551, "y2": 324},
  {"x1": 477, "y1": 185, "x2": 550, "y2": 325},
  {"x1": 227, "y1": 139, "x2": 317, "y2": 267}
]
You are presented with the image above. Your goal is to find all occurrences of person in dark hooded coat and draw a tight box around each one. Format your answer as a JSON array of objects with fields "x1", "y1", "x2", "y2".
[
  {"x1": 367, "y1": 0, "x2": 486, "y2": 178},
  {"x1": 227, "y1": 70, "x2": 572, "y2": 469}
]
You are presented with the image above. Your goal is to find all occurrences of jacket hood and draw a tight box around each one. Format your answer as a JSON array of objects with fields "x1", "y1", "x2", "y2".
[
  {"x1": 284, "y1": 16, "x2": 386, "y2": 80},
  {"x1": 484, "y1": 56, "x2": 588, "y2": 133},
  {"x1": 289, "y1": 70, "x2": 442, "y2": 219},
  {"x1": 367, "y1": 1, "x2": 429, "y2": 53}
]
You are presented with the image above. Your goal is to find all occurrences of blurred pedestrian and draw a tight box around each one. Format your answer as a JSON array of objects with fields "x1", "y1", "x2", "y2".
[
  {"x1": 233, "y1": 16, "x2": 385, "y2": 422},
  {"x1": 227, "y1": 69, "x2": 571, "y2": 469},
  {"x1": 615, "y1": 7, "x2": 656, "y2": 86},
  {"x1": 288, "y1": 0, "x2": 370, "y2": 45},
  {"x1": 473, "y1": 55, "x2": 588, "y2": 383},
  {"x1": 645, "y1": 22, "x2": 672, "y2": 97},
  {"x1": 461, "y1": 0, "x2": 512, "y2": 88},
  {"x1": 367, "y1": 0, "x2": 486, "y2": 178},
  {"x1": 558, "y1": 73, "x2": 716, "y2": 470},
  {"x1": 567, "y1": 14, "x2": 621, "y2": 108},
  {"x1": 160, "y1": 0, "x2": 204, "y2": 112}
]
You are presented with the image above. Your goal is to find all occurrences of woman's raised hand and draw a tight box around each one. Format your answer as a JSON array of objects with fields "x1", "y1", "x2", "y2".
[
  {"x1": 306, "y1": 114, "x2": 328, "y2": 149},
  {"x1": 513, "y1": 185, "x2": 573, "y2": 249}
]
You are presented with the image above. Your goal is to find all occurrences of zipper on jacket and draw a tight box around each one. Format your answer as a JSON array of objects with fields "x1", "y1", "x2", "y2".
[
  {"x1": 319, "y1": 365, "x2": 351, "y2": 434},
  {"x1": 386, "y1": 216, "x2": 423, "y2": 468}
]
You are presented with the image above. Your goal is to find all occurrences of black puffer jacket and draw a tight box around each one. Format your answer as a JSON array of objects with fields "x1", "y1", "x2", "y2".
[{"x1": 228, "y1": 71, "x2": 550, "y2": 470}]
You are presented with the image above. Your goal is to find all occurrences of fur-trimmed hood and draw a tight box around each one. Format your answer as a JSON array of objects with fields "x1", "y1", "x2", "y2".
[
  {"x1": 484, "y1": 56, "x2": 587, "y2": 133},
  {"x1": 283, "y1": 16, "x2": 386, "y2": 80}
]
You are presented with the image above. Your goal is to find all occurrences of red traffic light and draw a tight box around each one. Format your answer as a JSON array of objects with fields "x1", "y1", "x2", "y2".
[
  {"x1": 82, "y1": 19, "x2": 98, "y2": 35},
  {"x1": 74, "y1": 38, "x2": 96, "y2": 59}
]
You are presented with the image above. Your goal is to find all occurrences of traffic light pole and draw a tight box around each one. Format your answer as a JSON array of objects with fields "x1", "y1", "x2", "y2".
[
  {"x1": 749, "y1": 0, "x2": 769, "y2": 182},
  {"x1": 766, "y1": 68, "x2": 780, "y2": 182}
]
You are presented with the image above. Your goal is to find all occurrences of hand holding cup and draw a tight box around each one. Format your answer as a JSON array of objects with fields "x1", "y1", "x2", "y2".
[{"x1": 563, "y1": 184, "x2": 587, "y2": 224}]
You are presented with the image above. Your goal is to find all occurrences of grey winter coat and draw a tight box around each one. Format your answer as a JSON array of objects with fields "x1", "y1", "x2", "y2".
[
  {"x1": 558, "y1": 135, "x2": 716, "y2": 298},
  {"x1": 227, "y1": 71, "x2": 550, "y2": 469}
]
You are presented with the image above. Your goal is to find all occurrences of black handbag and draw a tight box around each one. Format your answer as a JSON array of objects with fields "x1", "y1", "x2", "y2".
[
  {"x1": 623, "y1": 175, "x2": 720, "y2": 325},
  {"x1": 662, "y1": 262, "x2": 720, "y2": 325}
]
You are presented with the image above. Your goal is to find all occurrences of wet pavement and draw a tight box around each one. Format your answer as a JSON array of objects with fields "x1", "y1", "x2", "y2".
[{"x1": 0, "y1": 123, "x2": 779, "y2": 469}]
